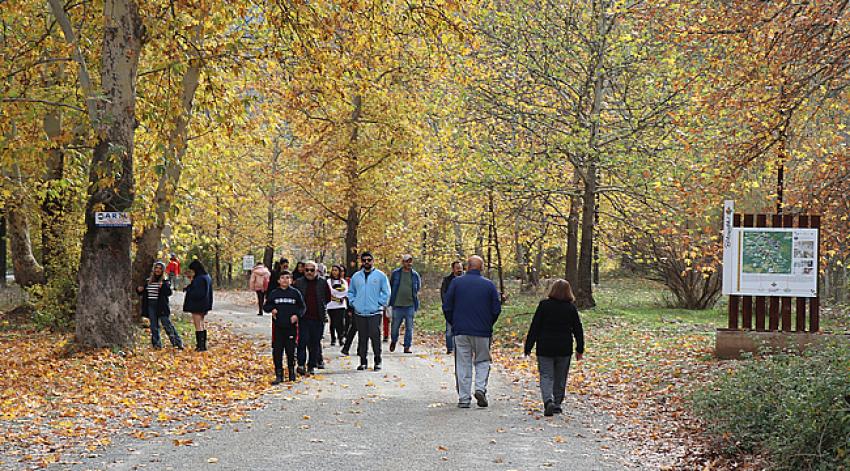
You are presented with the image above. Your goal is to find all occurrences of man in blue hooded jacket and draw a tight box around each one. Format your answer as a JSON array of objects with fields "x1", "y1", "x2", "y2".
[
  {"x1": 348, "y1": 251, "x2": 391, "y2": 371},
  {"x1": 442, "y1": 255, "x2": 501, "y2": 408}
]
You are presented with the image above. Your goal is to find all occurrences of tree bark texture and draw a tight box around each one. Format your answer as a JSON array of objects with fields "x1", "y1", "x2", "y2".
[
  {"x1": 343, "y1": 95, "x2": 362, "y2": 276},
  {"x1": 7, "y1": 206, "x2": 45, "y2": 287},
  {"x1": 75, "y1": 0, "x2": 144, "y2": 348}
]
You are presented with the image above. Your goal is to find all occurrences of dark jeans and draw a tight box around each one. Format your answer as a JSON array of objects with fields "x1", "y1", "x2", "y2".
[
  {"x1": 147, "y1": 304, "x2": 182, "y2": 348},
  {"x1": 272, "y1": 323, "x2": 297, "y2": 379},
  {"x1": 328, "y1": 308, "x2": 346, "y2": 344},
  {"x1": 255, "y1": 291, "x2": 265, "y2": 314},
  {"x1": 445, "y1": 321, "x2": 454, "y2": 352},
  {"x1": 297, "y1": 318, "x2": 323, "y2": 368},
  {"x1": 342, "y1": 311, "x2": 358, "y2": 353},
  {"x1": 355, "y1": 314, "x2": 382, "y2": 366},
  {"x1": 537, "y1": 355, "x2": 572, "y2": 406}
]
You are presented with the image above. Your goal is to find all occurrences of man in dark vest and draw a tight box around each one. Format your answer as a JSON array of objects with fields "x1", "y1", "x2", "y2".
[{"x1": 294, "y1": 260, "x2": 331, "y2": 375}]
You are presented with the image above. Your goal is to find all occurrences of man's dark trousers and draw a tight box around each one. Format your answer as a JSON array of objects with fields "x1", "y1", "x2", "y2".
[
  {"x1": 355, "y1": 314, "x2": 382, "y2": 366},
  {"x1": 297, "y1": 318, "x2": 323, "y2": 368}
]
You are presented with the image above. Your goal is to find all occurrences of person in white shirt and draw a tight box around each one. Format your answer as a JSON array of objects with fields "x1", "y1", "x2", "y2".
[{"x1": 326, "y1": 264, "x2": 349, "y2": 346}]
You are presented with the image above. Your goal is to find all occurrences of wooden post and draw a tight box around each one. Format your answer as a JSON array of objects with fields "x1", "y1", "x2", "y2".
[
  {"x1": 781, "y1": 214, "x2": 794, "y2": 331},
  {"x1": 728, "y1": 213, "x2": 742, "y2": 330},
  {"x1": 754, "y1": 214, "x2": 767, "y2": 331},
  {"x1": 768, "y1": 214, "x2": 782, "y2": 330},
  {"x1": 741, "y1": 214, "x2": 755, "y2": 330},
  {"x1": 810, "y1": 215, "x2": 821, "y2": 332},
  {"x1": 795, "y1": 215, "x2": 810, "y2": 332}
]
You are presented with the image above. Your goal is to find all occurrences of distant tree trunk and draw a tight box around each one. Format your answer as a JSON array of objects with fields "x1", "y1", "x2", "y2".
[
  {"x1": 489, "y1": 191, "x2": 505, "y2": 296},
  {"x1": 263, "y1": 139, "x2": 279, "y2": 267},
  {"x1": 575, "y1": 164, "x2": 597, "y2": 308},
  {"x1": 344, "y1": 94, "x2": 363, "y2": 277},
  {"x1": 74, "y1": 0, "x2": 144, "y2": 348},
  {"x1": 451, "y1": 201, "x2": 465, "y2": 259},
  {"x1": 565, "y1": 173, "x2": 580, "y2": 287},
  {"x1": 131, "y1": 51, "x2": 201, "y2": 293},
  {"x1": 41, "y1": 77, "x2": 69, "y2": 281},
  {"x1": 0, "y1": 212, "x2": 6, "y2": 287},
  {"x1": 514, "y1": 213, "x2": 528, "y2": 288},
  {"x1": 7, "y1": 197, "x2": 45, "y2": 287}
]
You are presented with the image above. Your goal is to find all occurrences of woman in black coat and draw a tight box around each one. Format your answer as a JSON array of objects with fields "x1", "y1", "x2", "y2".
[
  {"x1": 137, "y1": 262, "x2": 183, "y2": 349},
  {"x1": 524, "y1": 279, "x2": 584, "y2": 417},
  {"x1": 183, "y1": 260, "x2": 214, "y2": 351}
]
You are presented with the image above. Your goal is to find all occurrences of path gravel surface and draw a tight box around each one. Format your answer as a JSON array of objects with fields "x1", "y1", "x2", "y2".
[{"x1": 67, "y1": 293, "x2": 633, "y2": 470}]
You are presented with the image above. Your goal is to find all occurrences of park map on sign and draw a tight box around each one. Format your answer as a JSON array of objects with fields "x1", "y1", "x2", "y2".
[{"x1": 742, "y1": 231, "x2": 793, "y2": 274}]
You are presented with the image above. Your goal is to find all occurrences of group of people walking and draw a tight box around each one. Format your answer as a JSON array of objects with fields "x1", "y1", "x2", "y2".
[{"x1": 139, "y1": 250, "x2": 585, "y2": 415}]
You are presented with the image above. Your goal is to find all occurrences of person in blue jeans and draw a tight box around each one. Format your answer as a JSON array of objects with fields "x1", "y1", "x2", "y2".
[
  {"x1": 388, "y1": 254, "x2": 421, "y2": 353},
  {"x1": 137, "y1": 261, "x2": 183, "y2": 350}
]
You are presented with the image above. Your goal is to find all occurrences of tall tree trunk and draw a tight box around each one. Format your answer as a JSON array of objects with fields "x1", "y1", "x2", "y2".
[
  {"x1": 131, "y1": 54, "x2": 201, "y2": 291},
  {"x1": 5, "y1": 161, "x2": 45, "y2": 287},
  {"x1": 74, "y1": 0, "x2": 144, "y2": 348},
  {"x1": 7, "y1": 206, "x2": 45, "y2": 287},
  {"x1": 565, "y1": 172, "x2": 580, "y2": 287},
  {"x1": 451, "y1": 201, "x2": 465, "y2": 259},
  {"x1": 575, "y1": 164, "x2": 597, "y2": 308},
  {"x1": 514, "y1": 212, "x2": 528, "y2": 288},
  {"x1": 41, "y1": 73, "x2": 69, "y2": 281},
  {"x1": 0, "y1": 212, "x2": 6, "y2": 287},
  {"x1": 489, "y1": 191, "x2": 505, "y2": 296},
  {"x1": 344, "y1": 94, "x2": 362, "y2": 276}
]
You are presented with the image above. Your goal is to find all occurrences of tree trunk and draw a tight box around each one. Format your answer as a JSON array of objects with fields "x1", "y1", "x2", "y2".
[
  {"x1": 131, "y1": 56, "x2": 201, "y2": 291},
  {"x1": 41, "y1": 80, "x2": 69, "y2": 281},
  {"x1": 0, "y1": 212, "x2": 6, "y2": 287},
  {"x1": 514, "y1": 213, "x2": 528, "y2": 288},
  {"x1": 7, "y1": 202, "x2": 45, "y2": 287},
  {"x1": 565, "y1": 173, "x2": 580, "y2": 287},
  {"x1": 75, "y1": 0, "x2": 144, "y2": 349},
  {"x1": 451, "y1": 200, "x2": 465, "y2": 259},
  {"x1": 344, "y1": 94, "x2": 362, "y2": 276},
  {"x1": 489, "y1": 191, "x2": 505, "y2": 296},
  {"x1": 575, "y1": 163, "x2": 598, "y2": 308}
]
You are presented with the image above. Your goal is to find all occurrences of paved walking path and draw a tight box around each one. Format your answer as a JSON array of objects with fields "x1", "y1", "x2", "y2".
[{"x1": 68, "y1": 294, "x2": 633, "y2": 470}]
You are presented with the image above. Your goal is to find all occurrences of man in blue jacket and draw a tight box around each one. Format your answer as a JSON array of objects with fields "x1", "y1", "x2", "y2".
[
  {"x1": 442, "y1": 255, "x2": 501, "y2": 408},
  {"x1": 388, "y1": 254, "x2": 421, "y2": 354},
  {"x1": 347, "y1": 251, "x2": 391, "y2": 371}
]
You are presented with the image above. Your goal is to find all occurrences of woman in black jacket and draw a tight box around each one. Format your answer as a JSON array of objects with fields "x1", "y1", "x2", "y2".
[
  {"x1": 524, "y1": 279, "x2": 584, "y2": 417},
  {"x1": 137, "y1": 262, "x2": 183, "y2": 349},
  {"x1": 183, "y1": 260, "x2": 214, "y2": 351}
]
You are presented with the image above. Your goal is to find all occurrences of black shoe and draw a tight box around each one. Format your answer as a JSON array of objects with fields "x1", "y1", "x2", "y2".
[
  {"x1": 296, "y1": 365, "x2": 306, "y2": 375},
  {"x1": 288, "y1": 374, "x2": 296, "y2": 382},
  {"x1": 553, "y1": 406, "x2": 563, "y2": 414},
  {"x1": 357, "y1": 364, "x2": 368, "y2": 371},
  {"x1": 446, "y1": 349, "x2": 453, "y2": 354},
  {"x1": 383, "y1": 337, "x2": 388, "y2": 343},
  {"x1": 389, "y1": 341, "x2": 396, "y2": 352},
  {"x1": 271, "y1": 375, "x2": 284, "y2": 385},
  {"x1": 330, "y1": 341, "x2": 336, "y2": 346},
  {"x1": 257, "y1": 312, "x2": 263, "y2": 316},
  {"x1": 458, "y1": 402, "x2": 471, "y2": 409},
  {"x1": 340, "y1": 349, "x2": 349, "y2": 356},
  {"x1": 307, "y1": 367, "x2": 316, "y2": 375},
  {"x1": 317, "y1": 362, "x2": 325, "y2": 370},
  {"x1": 474, "y1": 390, "x2": 488, "y2": 408},
  {"x1": 373, "y1": 364, "x2": 382, "y2": 371},
  {"x1": 544, "y1": 401, "x2": 555, "y2": 417}
]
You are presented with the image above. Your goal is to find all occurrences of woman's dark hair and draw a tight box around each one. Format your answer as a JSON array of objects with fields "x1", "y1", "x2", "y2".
[
  {"x1": 188, "y1": 259, "x2": 207, "y2": 275},
  {"x1": 295, "y1": 261, "x2": 305, "y2": 273},
  {"x1": 548, "y1": 279, "x2": 576, "y2": 303},
  {"x1": 330, "y1": 264, "x2": 344, "y2": 280}
]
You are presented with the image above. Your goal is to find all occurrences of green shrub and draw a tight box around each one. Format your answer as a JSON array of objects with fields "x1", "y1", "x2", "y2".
[
  {"x1": 691, "y1": 342, "x2": 850, "y2": 470},
  {"x1": 27, "y1": 268, "x2": 77, "y2": 332}
]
